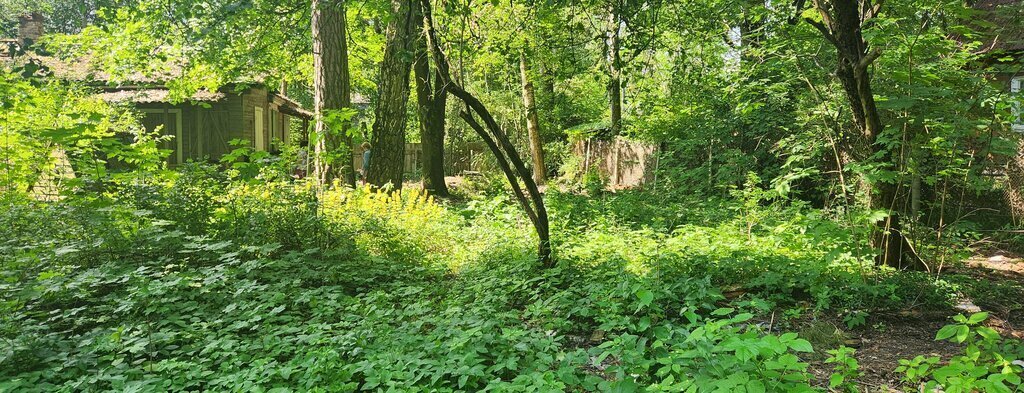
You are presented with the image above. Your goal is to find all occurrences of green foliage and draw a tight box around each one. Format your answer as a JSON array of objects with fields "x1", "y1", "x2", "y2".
[
  {"x1": 0, "y1": 70, "x2": 165, "y2": 197},
  {"x1": 1, "y1": 161, "x2": 1018, "y2": 391},
  {"x1": 582, "y1": 166, "x2": 607, "y2": 196},
  {"x1": 5, "y1": 0, "x2": 1024, "y2": 391},
  {"x1": 617, "y1": 310, "x2": 818, "y2": 392},
  {"x1": 897, "y1": 312, "x2": 1024, "y2": 392},
  {"x1": 825, "y1": 347, "x2": 862, "y2": 393}
]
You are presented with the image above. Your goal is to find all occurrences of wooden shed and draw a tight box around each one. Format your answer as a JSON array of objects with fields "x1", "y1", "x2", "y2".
[{"x1": 96, "y1": 85, "x2": 312, "y2": 165}]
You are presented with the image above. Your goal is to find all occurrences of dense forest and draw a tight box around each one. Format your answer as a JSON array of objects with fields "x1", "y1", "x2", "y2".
[{"x1": 2, "y1": 0, "x2": 1024, "y2": 391}]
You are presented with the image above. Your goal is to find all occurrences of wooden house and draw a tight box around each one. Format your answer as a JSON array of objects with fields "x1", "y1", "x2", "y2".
[
  {"x1": 96, "y1": 85, "x2": 313, "y2": 165},
  {"x1": 974, "y1": 0, "x2": 1024, "y2": 223},
  {"x1": 2, "y1": 13, "x2": 356, "y2": 165},
  {"x1": 27, "y1": 52, "x2": 321, "y2": 165},
  {"x1": 975, "y1": 0, "x2": 1024, "y2": 131}
]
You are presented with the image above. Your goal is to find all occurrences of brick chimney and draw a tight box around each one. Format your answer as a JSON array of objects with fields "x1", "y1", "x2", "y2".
[{"x1": 18, "y1": 12, "x2": 44, "y2": 48}]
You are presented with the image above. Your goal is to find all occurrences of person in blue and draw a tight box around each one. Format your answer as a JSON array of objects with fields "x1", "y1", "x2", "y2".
[{"x1": 360, "y1": 142, "x2": 371, "y2": 185}]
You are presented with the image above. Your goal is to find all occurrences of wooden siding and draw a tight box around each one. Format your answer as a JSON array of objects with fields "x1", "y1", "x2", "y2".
[
  {"x1": 241, "y1": 87, "x2": 268, "y2": 150},
  {"x1": 135, "y1": 92, "x2": 244, "y2": 163},
  {"x1": 131, "y1": 87, "x2": 307, "y2": 164}
]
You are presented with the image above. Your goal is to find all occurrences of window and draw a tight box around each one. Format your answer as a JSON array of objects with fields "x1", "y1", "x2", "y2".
[{"x1": 1013, "y1": 76, "x2": 1023, "y2": 132}]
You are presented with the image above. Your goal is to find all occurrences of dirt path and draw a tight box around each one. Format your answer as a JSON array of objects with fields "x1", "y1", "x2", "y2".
[{"x1": 806, "y1": 253, "x2": 1024, "y2": 391}]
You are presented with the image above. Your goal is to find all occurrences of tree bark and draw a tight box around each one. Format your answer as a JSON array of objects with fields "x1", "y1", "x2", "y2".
[
  {"x1": 414, "y1": 24, "x2": 449, "y2": 196},
  {"x1": 606, "y1": 7, "x2": 623, "y2": 135},
  {"x1": 311, "y1": 0, "x2": 354, "y2": 186},
  {"x1": 367, "y1": 0, "x2": 418, "y2": 189},
  {"x1": 802, "y1": 0, "x2": 925, "y2": 270},
  {"x1": 519, "y1": 51, "x2": 546, "y2": 184}
]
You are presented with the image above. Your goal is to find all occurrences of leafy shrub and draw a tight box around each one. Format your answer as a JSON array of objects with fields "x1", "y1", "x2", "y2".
[
  {"x1": 896, "y1": 312, "x2": 1023, "y2": 392},
  {"x1": 825, "y1": 347, "x2": 862, "y2": 392},
  {"x1": 582, "y1": 166, "x2": 606, "y2": 196}
]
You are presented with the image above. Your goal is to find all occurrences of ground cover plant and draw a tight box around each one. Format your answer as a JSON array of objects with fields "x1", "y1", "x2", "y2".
[{"x1": 2, "y1": 167, "x2": 1022, "y2": 391}]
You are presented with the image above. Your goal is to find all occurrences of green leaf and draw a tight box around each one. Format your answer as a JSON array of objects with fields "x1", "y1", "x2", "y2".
[
  {"x1": 976, "y1": 326, "x2": 1000, "y2": 341},
  {"x1": 954, "y1": 325, "x2": 970, "y2": 343},
  {"x1": 746, "y1": 379, "x2": 766, "y2": 393},
  {"x1": 829, "y1": 374, "x2": 845, "y2": 388},
  {"x1": 635, "y1": 289, "x2": 654, "y2": 308},
  {"x1": 789, "y1": 339, "x2": 813, "y2": 353},
  {"x1": 610, "y1": 378, "x2": 638, "y2": 393},
  {"x1": 967, "y1": 312, "x2": 989, "y2": 325},
  {"x1": 936, "y1": 324, "x2": 959, "y2": 341},
  {"x1": 732, "y1": 313, "x2": 754, "y2": 323},
  {"x1": 637, "y1": 316, "x2": 651, "y2": 331}
]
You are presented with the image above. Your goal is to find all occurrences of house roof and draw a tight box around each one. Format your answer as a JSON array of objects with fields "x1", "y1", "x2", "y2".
[
  {"x1": 270, "y1": 93, "x2": 313, "y2": 118},
  {"x1": 95, "y1": 88, "x2": 226, "y2": 103},
  {"x1": 2, "y1": 53, "x2": 188, "y2": 84},
  {"x1": 3, "y1": 52, "x2": 366, "y2": 111}
]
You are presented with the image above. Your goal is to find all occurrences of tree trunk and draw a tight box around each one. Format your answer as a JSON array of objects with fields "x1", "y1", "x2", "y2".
[
  {"x1": 606, "y1": 7, "x2": 623, "y2": 135},
  {"x1": 414, "y1": 24, "x2": 449, "y2": 196},
  {"x1": 367, "y1": 0, "x2": 418, "y2": 189},
  {"x1": 804, "y1": 0, "x2": 925, "y2": 270},
  {"x1": 910, "y1": 173, "x2": 921, "y2": 218},
  {"x1": 311, "y1": 0, "x2": 353, "y2": 186},
  {"x1": 519, "y1": 51, "x2": 546, "y2": 184},
  {"x1": 1007, "y1": 139, "x2": 1024, "y2": 226}
]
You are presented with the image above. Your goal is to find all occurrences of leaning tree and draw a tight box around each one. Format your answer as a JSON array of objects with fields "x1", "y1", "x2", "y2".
[{"x1": 420, "y1": 0, "x2": 552, "y2": 266}]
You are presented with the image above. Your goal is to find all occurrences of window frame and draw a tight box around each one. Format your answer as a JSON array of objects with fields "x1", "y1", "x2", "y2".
[{"x1": 1013, "y1": 76, "x2": 1023, "y2": 132}]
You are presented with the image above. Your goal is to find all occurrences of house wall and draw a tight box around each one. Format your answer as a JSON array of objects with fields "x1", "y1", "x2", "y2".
[
  {"x1": 991, "y1": 72, "x2": 1024, "y2": 224},
  {"x1": 136, "y1": 103, "x2": 188, "y2": 165},
  {"x1": 133, "y1": 87, "x2": 307, "y2": 165},
  {"x1": 266, "y1": 109, "x2": 292, "y2": 149},
  {"x1": 241, "y1": 87, "x2": 269, "y2": 150},
  {"x1": 198, "y1": 93, "x2": 243, "y2": 161},
  {"x1": 136, "y1": 92, "x2": 244, "y2": 164}
]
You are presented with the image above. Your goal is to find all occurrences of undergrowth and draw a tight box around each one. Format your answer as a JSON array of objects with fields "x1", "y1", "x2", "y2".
[{"x1": 1, "y1": 165, "x2": 1021, "y2": 391}]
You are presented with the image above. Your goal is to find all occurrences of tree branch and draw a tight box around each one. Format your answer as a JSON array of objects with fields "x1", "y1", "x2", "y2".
[
  {"x1": 804, "y1": 17, "x2": 837, "y2": 46},
  {"x1": 858, "y1": 47, "x2": 882, "y2": 71},
  {"x1": 459, "y1": 111, "x2": 538, "y2": 226},
  {"x1": 420, "y1": 0, "x2": 552, "y2": 266}
]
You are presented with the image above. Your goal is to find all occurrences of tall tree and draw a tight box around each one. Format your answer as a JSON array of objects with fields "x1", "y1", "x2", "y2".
[
  {"x1": 311, "y1": 0, "x2": 354, "y2": 186},
  {"x1": 367, "y1": 0, "x2": 419, "y2": 189},
  {"x1": 519, "y1": 50, "x2": 546, "y2": 184},
  {"x1": 797, "y1": 0, "x2": 925, "y2": 270},
  {"x1": 596, "y1": 0, "x2": 663, "y2": 136},
  {"x1": 414, "y1": 24, "x2": 449, "y2": 196},
  {"x1": 606, "y1": 4, "x2": 623, "y2": 135}
]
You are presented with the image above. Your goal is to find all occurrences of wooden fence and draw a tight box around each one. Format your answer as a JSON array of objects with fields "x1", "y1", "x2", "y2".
[
  {"x1": 352, "y1": 141, "x2": 487, "y2": 177},
  {"x1": 352, "y1": 143, "x2": 422, "y2": 176},
  {"x1": 573, "y1": 137, "x2": 659, "y2": 189}
]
